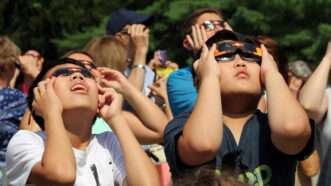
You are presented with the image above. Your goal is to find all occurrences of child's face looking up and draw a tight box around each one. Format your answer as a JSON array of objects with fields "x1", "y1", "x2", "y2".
[
  {"x1": 45, "y1": 63, "x2": 99, "y2": 112},
  {"x1": 215, "y1": 41, "x2": 263, "y2": 97}
]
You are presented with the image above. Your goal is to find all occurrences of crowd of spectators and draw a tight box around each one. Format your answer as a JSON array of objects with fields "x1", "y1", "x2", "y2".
[{"x1": 0, "y1": 6, "x2": 331, "y2": 186}]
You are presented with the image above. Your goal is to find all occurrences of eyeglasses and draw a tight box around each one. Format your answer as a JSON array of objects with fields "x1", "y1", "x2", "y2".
[
  {"x1": 201, "y1": 20, "x2": 225, "y2": 31},
  {"x1": 51, "y1": 67, "x2": 94, "y2": 79},
  {"x1": 214, "y1": 41, "x2": 262, "y2": 64}
]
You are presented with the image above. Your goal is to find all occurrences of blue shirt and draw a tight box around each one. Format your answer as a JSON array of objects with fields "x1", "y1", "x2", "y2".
[
  {"x1": 0, "y1": 88, "x2": 27, "y2": 163},
  {"x1": 164, "y1": 111, "x2": 314, "y2": 186},
  {"x1": 167, "y1": 67, "x2": 197, "y2": 117}
]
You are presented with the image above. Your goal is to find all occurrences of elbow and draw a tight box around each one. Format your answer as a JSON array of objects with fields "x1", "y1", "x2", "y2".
[
  {"x1": 300, "y1": 101, "x2": 322, "y2": 117},
  {"x1": 280, "y1": 118, "x2": 311, "y2": 139},
  {"x1": 44, "y1": 165, "x2": 76, "y2": 185},
  {"x1": 186, "y1": 137, "x2": 221, "y2": 160}
]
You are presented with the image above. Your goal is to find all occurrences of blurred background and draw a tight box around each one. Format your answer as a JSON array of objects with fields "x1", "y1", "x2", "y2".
[{"x1": 0, "y1": 0, "x2": 330, "y2": 67}]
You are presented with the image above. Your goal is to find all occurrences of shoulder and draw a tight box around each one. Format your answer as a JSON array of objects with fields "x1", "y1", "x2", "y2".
[
  {"x1": 165, "y1": 112, "x2": 191, "y2": 135},
  {"x1": 8, "y1": 130, "x2": 44, "y2": 146},
  {"x1": 94, "y1": 132, "x2": 122, "y2": 153},
  {"x1": 168, "y1": 67, "x2": 193, "y2": 81}
]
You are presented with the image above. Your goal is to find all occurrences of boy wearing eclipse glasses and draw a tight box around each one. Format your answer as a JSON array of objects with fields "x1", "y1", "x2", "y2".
[
  {"x1": 164, "y1": 30, "x2": 313, "y2": 186},
  {"x1": 5, "y1": 58, "x2": 160, "y2": 185}
]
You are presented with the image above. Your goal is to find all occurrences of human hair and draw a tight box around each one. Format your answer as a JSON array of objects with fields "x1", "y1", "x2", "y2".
[
  {"x1": 27, "y1": 58, "x2": 94, "y2": 130},
  {"x1": 254, "y1": 35, "x2": 289, "y2": 81},
  {"x1": 182, "y1": 8, "x2": 223, "y2": 36},
  {"x1": 62, "y1": 50, "x2": 95, "y2": 62},
  {"x1": 174, "y1": 167, "x2": 247, "y2": 186},
  {"x1": 0, "y1": 36, "x2": 21, "y2": 79},
  {"x1": 288, "y1": 60, "x2": 312, "y2": 80},
  {"x1": 84, "y1": 36, "x2": 128, "y2": 72}
]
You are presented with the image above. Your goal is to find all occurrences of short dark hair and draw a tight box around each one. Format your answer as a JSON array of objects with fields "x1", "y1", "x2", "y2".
[
  {"x1": 62, "y1": 50, "x2": 95, "y2": 62},
  {"x1": 182, "y1": 8, "x2": 223, "y2": 36}
]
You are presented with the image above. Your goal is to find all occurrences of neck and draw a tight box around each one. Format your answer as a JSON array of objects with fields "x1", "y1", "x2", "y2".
[
  {"x1": 23, "y1": 74, "x2": 34, "y2": 86},
  {"x1": 222, "y1": 94, "x2": 259, "y2": 144},
  {"x1": 62, "y1": 109, "x2": 96, "y2": 150},
  {"x1": 222, "y1": 93, "x2": 260, "y2": 116}
]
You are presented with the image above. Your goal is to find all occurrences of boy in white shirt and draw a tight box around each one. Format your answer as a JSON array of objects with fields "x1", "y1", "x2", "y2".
[{"x1": 6, "y1": 58, "x2": 159, "y2": 186}]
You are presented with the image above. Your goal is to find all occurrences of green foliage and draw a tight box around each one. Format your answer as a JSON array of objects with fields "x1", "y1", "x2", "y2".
[{"x1": 0, "y1": 0, "x2": 330, "y2": 66}]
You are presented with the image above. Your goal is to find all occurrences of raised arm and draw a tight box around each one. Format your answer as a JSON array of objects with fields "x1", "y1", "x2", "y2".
[
  {"x1": 177, "y1": 45, "x2": 223, "y2": 165},
  {"x1": 28, "y1": 78, "x2": 76, "y2": 185},
  {"x1": 299, "y1": 40, "x2": 331, "y2": 123},
  {"x1": 98, "y1": 67, "x2": 168, "y2": 143},
  {"x1": 261, "y1": 45, "x2": 311, "y2": 155},
  {"x1": 127, "y1": 24, "x2": 149, "y2": 92},
  {"x1": 98, "y1": 88, "x2": 160, "y2": 186}
]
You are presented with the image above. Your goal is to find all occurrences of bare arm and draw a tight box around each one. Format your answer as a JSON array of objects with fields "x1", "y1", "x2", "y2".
[
  {"x1": 127, "y1": 24, "x2": 149, "y2": 92},
  {"x1": 177, "y1": 45, "x2": 223, "y2": 165},
  {"x1": 28, "y1": 78, "x2": 76, "y2": 185},
  {"x1": 261, "y1": 45, "x2": 311, "y2": 155},
  {"x1": 99, "y1": 88, "x2": 160, "y2": 186},
  {"x1": 299, "y1": 41, "x2": 331, "y2": 123},
  {"x1": 98, "y1": 67, "x2": 168, "y2": 144}
]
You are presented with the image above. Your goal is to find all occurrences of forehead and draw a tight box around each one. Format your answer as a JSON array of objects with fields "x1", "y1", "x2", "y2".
[
  {"x1": 196, "y1": 13, "x2": 222, "y2": 25},
  {"x1": 68, "y1": 53, "x2": 93, "y2": 62},
  {"x1": 25, "y1": 50, "x2": 40, "y2": 56}
]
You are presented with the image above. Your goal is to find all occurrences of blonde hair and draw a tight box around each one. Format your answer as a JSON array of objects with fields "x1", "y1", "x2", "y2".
[
  {"x1": 84, "y1": 36, "x2": 128, "y2": 72},
  {"x1": 0, "y1": 36, "x2": 21, "y2": 77}
]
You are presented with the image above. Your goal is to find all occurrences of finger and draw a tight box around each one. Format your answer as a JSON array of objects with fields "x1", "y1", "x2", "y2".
[
  {"x1": 46, "y1": 77, "x2": 56, "y2": 93},
  {"x1": 200, "y1": 44, "x2": 209, "y2": 59},
  {"x1": 209, "y1": 44, "x2": 217, "y2": 56},
  {"x1": 196, "y1": 26, "x2": 204, "y2": 46},
  {"x1": 127, "y1": 25, "x2": 133, "y2": 35},
  {"x1": 224, "y1": 22, "x2": 233, "y2": 31},
  {"x1": 137, "y1": 24, "x2": 145, "y2": 33},
  {"x1": 33, "y1": 87, "x2": 41, "y2": 101},
  {"x1": 192, "y1": 25, "x2": 199, "y2": 48},
  {"x1": 37, "y1": 80, "x2": 48, "y2": 95},
  {"x1": 201, "y1": 27, "x2": 208, "y2": 43},
  {"x1": 186, "y1": 35, "x2": 194, "y2": 48},
  {"x1": 143, "y1": 28, "x2": 150, "y2": 36}
]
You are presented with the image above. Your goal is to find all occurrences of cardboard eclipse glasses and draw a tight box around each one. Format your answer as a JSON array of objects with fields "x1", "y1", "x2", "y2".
[{"x1": 214, "y1": 41, "x2": 262, "y2": 64}]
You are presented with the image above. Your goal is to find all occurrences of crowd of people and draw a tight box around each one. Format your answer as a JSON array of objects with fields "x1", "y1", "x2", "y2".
[{"x1": 0, "y1": 6, "x2": 331, "y2": 186}]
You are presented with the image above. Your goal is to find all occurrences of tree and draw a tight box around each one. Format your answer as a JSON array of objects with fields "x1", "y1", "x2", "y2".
[{"x1": 1, "y1": 0, "x2": 330, "y2": 66}]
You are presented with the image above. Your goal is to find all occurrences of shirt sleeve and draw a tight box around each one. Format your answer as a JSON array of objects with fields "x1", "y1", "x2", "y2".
[
  {"x1": 163, "y1": 113, "x2": 195, "y2": 176},
  {"x1": 5, "y1": 130, "x2": 44, "y2": 186},
  {"x1": 292, "y1": 119, "x2": 315, "y2": 161},
  {"x1": 105, "y1": 132, "x2": 126, "y2": 186}
]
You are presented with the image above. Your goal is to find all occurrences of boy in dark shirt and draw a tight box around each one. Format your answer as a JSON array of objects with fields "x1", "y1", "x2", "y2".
[{"x1": 164, "y1": 30, "x2": 313, "y2": 186}]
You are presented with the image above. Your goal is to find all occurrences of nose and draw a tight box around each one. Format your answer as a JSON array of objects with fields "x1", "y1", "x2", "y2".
[
  {"x1": 233, "y1": 54, "x2": 247, "y2": 68},
  {"x1": 70, "y1": 72, "x2": 84, "y2": 81}
]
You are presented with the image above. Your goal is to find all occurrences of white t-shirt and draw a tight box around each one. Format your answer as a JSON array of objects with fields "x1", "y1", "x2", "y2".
[
  {"x1": 317, "y1": 88, "x2": 331, "y2": 163},
  {"x1": 5, "y1": 130, "x2": 126, "y2": 186}
]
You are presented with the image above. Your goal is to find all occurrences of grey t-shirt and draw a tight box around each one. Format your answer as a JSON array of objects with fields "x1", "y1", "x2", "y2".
[{"x1": 316, "y1": 88, "x2": 331, "y2": 163}]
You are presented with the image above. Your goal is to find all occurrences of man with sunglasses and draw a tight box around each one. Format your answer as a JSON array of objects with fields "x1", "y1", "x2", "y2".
[
  {"x1": 164, "y1": 30, "x2": 313, "y2": 186},
  {"x1": 167, "y1": 8, "x2": 232, "y2": 117}
]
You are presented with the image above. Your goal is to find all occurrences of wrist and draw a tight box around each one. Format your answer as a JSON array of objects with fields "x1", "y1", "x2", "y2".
[
  {"x1": 134, "y1": 48, "x2": 148, "y2": 58},
  {"x1": 107, "y1": 113, "x2": 125, "y2": 128}
]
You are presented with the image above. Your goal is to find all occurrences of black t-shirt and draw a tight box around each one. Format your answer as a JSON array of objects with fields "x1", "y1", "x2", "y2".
[{"x1": 163, "y1": 110, "x2": 314, "y2": 186}]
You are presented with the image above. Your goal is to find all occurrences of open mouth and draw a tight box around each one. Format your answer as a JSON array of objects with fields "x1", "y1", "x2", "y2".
[{"x1": 71, "y1": 83, "x2": 88, "y2": 93}]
